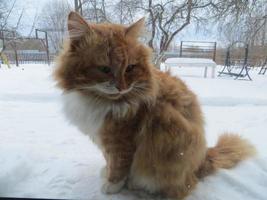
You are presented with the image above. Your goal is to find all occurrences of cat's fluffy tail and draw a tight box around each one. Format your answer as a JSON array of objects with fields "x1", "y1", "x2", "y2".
[{"x1": 196, "y1": 133, "x2": 256, "y2": 178}]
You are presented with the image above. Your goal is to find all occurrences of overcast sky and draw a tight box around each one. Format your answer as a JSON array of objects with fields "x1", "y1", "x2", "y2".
[
  {"x1": 8, "y1": 0, "x2": 218, "y2": 45},
  {"x1": 8, "y1": 0, "x2": 48, "y2": 35},
  {"x1": 8, "y1": 0, "x2": 72, "y2": 36}
]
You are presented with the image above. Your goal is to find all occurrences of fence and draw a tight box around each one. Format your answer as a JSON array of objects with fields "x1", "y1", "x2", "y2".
[
  {"x1": 0, "y1": 29, "x2": 51, "y2": 66},
  {"x1": 2, "y1": 51, "x2": 57, "y2": 65}
]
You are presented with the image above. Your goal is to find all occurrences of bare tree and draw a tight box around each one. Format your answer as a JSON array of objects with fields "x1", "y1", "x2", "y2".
[
  {"x1": 0, "y1": 0, "x2": 17, "y2": 29},
  {"x1": 36, "y1": 0, "x2": 266, "y2": 65},
  {"x1": 132, "y1": 0, "x2": 218, "y2": 65},
  {"x1": 74, "y1": 0, "x2": 83, "y2": 15},
  {"x1": 113, "y1": 0, "x2": 141, "y2": 24},
  {"x1": 0, "y1": 0, "x2": 27, "y2": 67},
  {"x1": 217, "y1": 0, "x2": 267, "y2": 47},
  {"x1": 68, "y1": 0, "x2": 263, "y2": 66},
  {"x1": 38, "y1": 0, "x2": 71, "y2": 53},
  {"x1": 28, "y1": 11, "x2": 38, "y2": 37},
  {"x1": 82, "y1": 0, "x2": 109, "y2": 22}
]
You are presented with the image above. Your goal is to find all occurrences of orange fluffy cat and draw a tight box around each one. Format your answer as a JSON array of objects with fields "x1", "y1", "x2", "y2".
[{"x1": 54, "y1": 12, "x2": 256, "y2": 199}]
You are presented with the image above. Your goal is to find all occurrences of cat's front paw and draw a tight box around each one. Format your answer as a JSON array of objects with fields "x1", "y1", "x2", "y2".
[{"x1": 101, "y1": 178, "x2": 126, "y2": 194}]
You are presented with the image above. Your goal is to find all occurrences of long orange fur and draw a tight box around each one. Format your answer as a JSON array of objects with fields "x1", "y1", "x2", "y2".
[{"x1": 54, "y1": 12, "x2": 256, "y2": 199}]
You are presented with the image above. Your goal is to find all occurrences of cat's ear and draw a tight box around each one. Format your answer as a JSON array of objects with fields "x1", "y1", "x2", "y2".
[
  {"x1": 125, "y1": 17, "x2": 145, "y2": 38},
  {"x1": 67, "y1": 11, "x2": 93, "y2": 39}
]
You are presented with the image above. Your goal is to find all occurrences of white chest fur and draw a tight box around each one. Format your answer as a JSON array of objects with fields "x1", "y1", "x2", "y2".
[
  {"x1": 62, "y1": 92, "x2": 109, "y2": 147},
  {"x1": 62, "y1": 91, "x2": 134, "y2": 148}
]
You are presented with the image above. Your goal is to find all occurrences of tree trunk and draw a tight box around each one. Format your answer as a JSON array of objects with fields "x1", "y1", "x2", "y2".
[
  {"x1": 152, "y1": 52, "x2": 165, "y2": 69},
  {"x1": 261, "y1": 20, "x2": 266, "y2": 46}
]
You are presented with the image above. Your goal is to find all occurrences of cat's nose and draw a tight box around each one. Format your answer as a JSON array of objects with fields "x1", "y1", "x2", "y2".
[
  {"x1": 115, "y1": 85, "x2": 123, "y2": 91},
  {"x1": 115, "y1": 82, "x2": 127, "y2": 91},
  {"x1": 109, "y1": 80, "x2": 116, "y2": 86}
]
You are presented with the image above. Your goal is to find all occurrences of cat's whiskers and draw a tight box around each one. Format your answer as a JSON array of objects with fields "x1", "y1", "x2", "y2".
[
  {"x1": 67, "y1": 82, "x2": 154, "y2": 116},
  {"x1": 132, "y1": 82, "x2": 157, "y2": 108},
  {"x1": 67, "y1": 85, "x2": 96, "y2": 92}
]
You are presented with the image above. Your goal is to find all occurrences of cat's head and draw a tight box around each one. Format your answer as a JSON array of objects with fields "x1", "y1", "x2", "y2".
[{"x1": 55, "y1": 12, "x2": 155, "y2": 101}]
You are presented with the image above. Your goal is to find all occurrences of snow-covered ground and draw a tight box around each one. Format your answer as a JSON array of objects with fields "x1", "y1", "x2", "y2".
[{"x1": 0, "y1": 64, "x2": 266, "y2": 200}]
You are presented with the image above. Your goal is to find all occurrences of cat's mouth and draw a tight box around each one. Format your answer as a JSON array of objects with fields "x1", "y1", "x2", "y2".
[
  {"x1": 75, "y1": 84, "x2": 134, "y2": 99},
  {"x1": 101, "y1": 87, "x2": 133, "y2": 99},
  {"x1": 96, "y1": 83, "x2": 134, "y2": 96}
]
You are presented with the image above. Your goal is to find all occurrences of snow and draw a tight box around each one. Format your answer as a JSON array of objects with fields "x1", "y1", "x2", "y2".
[
  {"x1": 0, "y1": 64, "x2": 267, "y2": 200},
  {"x1": 164, "y1": 57, "x2": 216, "y2": 67}
]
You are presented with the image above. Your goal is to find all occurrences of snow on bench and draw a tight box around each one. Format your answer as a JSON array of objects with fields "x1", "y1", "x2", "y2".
[{"x1": 163, "y1": 57, "x2": 217, "y2": 78}]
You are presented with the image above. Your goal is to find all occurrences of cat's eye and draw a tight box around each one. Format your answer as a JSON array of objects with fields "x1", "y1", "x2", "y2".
[
  {"x1": 98, "y1": 66, "x2": 111, "y2": 74},
  {"x1": 126, "y1": 64, "x2": 136, "y2": 73}
]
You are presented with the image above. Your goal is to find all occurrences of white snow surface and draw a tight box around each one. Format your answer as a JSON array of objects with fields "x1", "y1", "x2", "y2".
[{"x1": 0, "y1": 64, "x2": 267, "y2": 200}]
